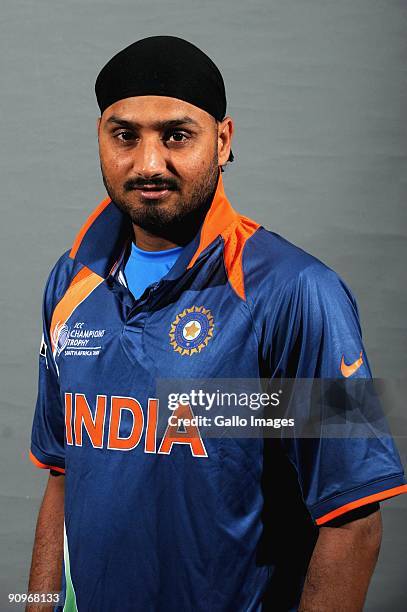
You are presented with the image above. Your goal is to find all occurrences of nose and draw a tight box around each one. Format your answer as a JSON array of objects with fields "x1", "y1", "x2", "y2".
[{"x1": 134, "y1": 135, "x2": 167, "y2": 178}]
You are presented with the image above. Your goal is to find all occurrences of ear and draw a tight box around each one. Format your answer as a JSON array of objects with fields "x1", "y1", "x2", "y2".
[
  {"x1": 96, "y1": 117, "x2": 101, "y2": 133},
  {"x1": 217, "y1": 116, "x2": 234, "y2": 167}
]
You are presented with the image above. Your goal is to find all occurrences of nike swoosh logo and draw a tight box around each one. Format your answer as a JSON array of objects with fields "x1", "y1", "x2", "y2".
[{"x1": 340, "y1": 351, "x2": 363, "y2": 377}]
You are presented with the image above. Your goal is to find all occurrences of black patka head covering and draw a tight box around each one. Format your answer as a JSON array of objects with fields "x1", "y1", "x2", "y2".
[{"x1": 95, "y1": 35, "x2": 234, "y2": 162}]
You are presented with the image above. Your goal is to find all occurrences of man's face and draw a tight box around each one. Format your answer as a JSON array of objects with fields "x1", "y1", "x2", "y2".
[{"x1": 97, "y1": 96, "x2": 230, "y2": 237}]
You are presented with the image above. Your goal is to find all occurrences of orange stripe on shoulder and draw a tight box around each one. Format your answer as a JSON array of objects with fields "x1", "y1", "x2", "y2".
[
  {"x1": 70, "y1": 197, "x2": 111, "y2": 259},
  {"x1": 222, "y1": 216, "x2": 260, "y2": 301},
  {"x1": 315, "y1": 484, "x2": 407, "y2": 525},
  {"x1": 50, "y1": 266, "x2": 104, "y2": 354},
  {"x1": 69, "y1": 264, "x2": 95, "y2": 288},
  {"x1": 29, "y1": 450, "x2": 65, "y2": 474}
]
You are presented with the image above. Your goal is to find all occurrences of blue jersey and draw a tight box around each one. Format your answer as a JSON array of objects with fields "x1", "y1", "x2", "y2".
[{"x1": 30, "y1": 173, "x2": 407, "y2": 612}]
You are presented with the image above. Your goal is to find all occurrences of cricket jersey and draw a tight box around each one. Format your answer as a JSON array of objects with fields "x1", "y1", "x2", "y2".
[{"x1": 30, "y1": 171, "x2": 407, "y2": 612}]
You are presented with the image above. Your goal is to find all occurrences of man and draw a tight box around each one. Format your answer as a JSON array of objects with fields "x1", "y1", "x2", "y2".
[{"x1": 28, "y1": 36, "x2": 407, "y2": 611}]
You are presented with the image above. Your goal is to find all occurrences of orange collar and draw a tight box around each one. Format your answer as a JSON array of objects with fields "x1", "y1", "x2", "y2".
[{"x1": 187, "y1": 171, "x2": 239, "y2": 268}]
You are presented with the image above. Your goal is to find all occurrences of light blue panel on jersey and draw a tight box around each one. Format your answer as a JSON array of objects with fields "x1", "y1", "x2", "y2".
[{"x1": 124, "y1": 242, "x2": 184, "y2": 299}]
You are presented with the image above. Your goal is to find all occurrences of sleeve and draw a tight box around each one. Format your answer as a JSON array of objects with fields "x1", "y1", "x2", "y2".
[
  {"x1": 265, "y1": 262, "x2": 407, "y2": 526},
  {"x1": 29, "y1": 269, "x2": 66, "y2": 474}
]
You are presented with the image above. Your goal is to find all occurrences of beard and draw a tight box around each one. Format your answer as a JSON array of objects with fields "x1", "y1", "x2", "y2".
[{"x1": 100, "y1": 148, "x2": 220, "y2": 245}]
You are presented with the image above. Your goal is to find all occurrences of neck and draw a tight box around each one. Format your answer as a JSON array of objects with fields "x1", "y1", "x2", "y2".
[{"x1": 132, "y1": 226, "x2": 181, "y2": 251}]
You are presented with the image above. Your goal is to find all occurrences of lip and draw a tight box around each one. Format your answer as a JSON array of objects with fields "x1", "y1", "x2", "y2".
[{"x1": 136, "y1": 188, "x2": 172, "y2": 200}]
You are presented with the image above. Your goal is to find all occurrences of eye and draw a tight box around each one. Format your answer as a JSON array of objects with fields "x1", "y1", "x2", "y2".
[
  {"x1": 116, "y1": 130, "x2": 135, "y2": 142},
  {"x1": 167, "y1": 130, "x2": 189, "y2": 143}
]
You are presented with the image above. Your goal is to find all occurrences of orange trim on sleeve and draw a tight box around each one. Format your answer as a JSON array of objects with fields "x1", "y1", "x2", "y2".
[
  {"x1": 29, "y1": 450, "x2": 65, "y2": 474},
  {"x1": 50, "y1": 266, "x2": 104, "y2": 355},
  {"x1": 70, "y1": 197, "x2": 111, "y2": 259},
  {"x1": 315, "y1": 484, "x2": 407, "y2": 525}
]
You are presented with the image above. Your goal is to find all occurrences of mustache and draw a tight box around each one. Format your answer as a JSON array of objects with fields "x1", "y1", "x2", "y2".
[{"x1": 124, "y1": 177, "x2": 179, "y2": 191}]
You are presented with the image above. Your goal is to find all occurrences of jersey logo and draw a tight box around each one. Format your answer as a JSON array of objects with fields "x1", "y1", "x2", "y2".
[
  {"x1": 169, "y1": 306, "x2": 214, "y2": 356},
  {"x1": 53, "y1": 322, "x2": 70, "y2": 356},
  {"x1": 340, "y1": 351, "x2": 363, "y2": 377},
  {"x1": 52, "y1": 321, "x2": 106, "y2": 359}
]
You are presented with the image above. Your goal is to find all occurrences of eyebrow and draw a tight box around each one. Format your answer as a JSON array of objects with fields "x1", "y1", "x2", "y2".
[{"x1": 105, "y1": 115, "x2": 200, "y2": 130}]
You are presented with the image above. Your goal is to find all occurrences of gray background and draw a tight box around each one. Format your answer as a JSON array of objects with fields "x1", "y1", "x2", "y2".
[{"x1": 0, "y1": 0, "x2": 406, "y2": 609}]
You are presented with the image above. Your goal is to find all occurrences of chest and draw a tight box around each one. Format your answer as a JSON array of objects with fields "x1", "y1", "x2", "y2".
[{"x1": 54, "y1": 271, "x2": 260, "y2": 395}]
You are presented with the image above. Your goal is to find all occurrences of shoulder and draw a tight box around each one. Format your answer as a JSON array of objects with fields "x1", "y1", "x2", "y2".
[
  {"x1": 42, "y1": 250, "x2": 78, "y2": 315},
  {"x1": 243, "y1": 226, "x2": 355, "y2": 303}
]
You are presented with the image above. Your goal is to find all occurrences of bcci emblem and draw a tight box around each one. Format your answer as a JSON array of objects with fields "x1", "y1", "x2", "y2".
[
  {"x1": 169, "y1": 306, "x2": 214, "y2": 356},
  {"x1": 52, "y1": 321, "x2": 70, "y2": 356}
]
